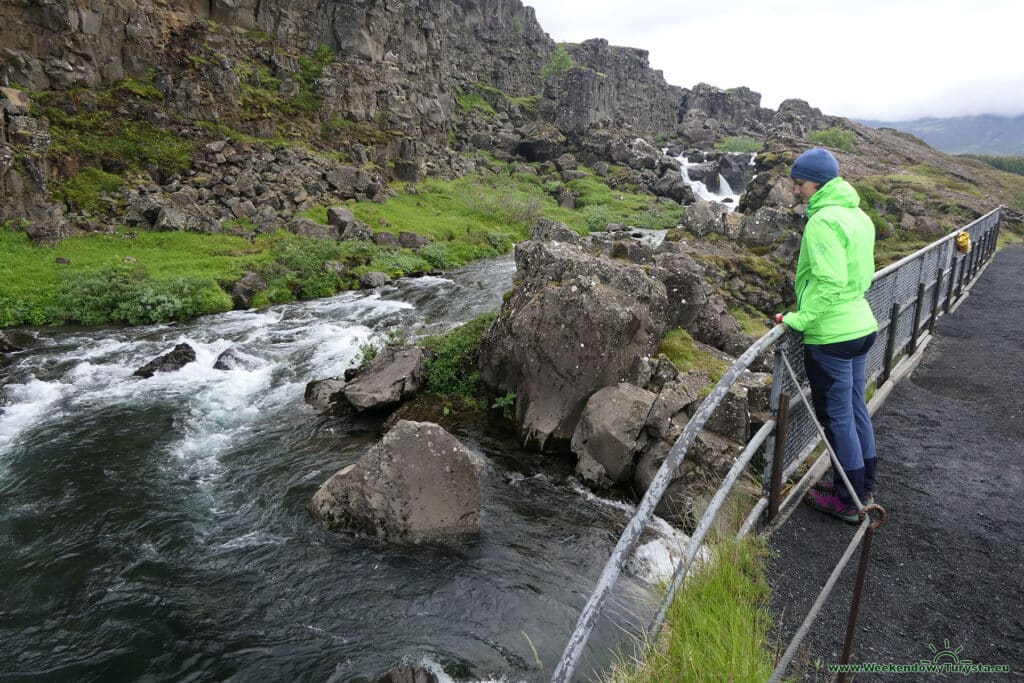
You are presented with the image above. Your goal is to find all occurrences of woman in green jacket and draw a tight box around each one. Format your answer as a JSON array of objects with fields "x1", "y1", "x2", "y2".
[{"x1": 779, "y1": 148, "x2": 879, "y2": 523}]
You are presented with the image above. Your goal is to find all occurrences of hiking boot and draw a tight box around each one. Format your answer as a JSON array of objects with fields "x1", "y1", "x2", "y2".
[
  {"x1": 805, "y1": 488, "x2": 861, "y2": 524},
  {"x1": 812, "y1": 479, "x2": 875, "y2": 506}
]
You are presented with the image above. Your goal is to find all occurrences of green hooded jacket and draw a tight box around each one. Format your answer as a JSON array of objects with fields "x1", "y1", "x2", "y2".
[{"x1": 782, "y1": 177, "x2": 879, "y2": 344}]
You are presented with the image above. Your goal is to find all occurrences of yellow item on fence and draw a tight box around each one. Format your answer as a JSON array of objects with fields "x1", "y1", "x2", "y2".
[{"x1": 956, "y1": 231, "x2": 972, "y2": 254}]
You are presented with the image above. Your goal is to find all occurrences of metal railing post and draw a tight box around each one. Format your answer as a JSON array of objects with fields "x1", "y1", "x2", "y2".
[
  {"x1": 946, "y1": 256, "x2": 959, "y2": 311},
  {"x1": 908, "y1": 282, "x2": 926, "y2": 354},
  {"x1": 838, "y1": 508, "x2": 886, "y2": 683},
  {"x1": 929, "y1": 267, "x2": 943, "y2": 335},
  {"x1": 881, "y1": 302, "x2": 900, "y2": 383},
  {"x1": 768, "y1": 392, "x2": 790, "y2": 521}
]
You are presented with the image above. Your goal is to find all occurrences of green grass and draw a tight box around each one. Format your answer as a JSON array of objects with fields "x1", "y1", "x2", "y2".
[
  {"x1": 658, "y1": 328, "x2": 730, "y2": 381},
  {"x1": 607, "y1": 536, "x2": 776, "y2": 682},
  {"x1": 715, "y1": 136, "x2": 763, "y2": 154},
  {"x1": 807, "y1": 126, "x2": 855, "y2": 153}
]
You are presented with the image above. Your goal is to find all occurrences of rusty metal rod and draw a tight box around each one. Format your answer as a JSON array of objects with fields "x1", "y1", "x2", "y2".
[
  {"x1": 768, "y1": 392, "x2": 791, "y2": 521},
  {"x1": 839, "y1": 506, "x2": 887, "y2": 682}
]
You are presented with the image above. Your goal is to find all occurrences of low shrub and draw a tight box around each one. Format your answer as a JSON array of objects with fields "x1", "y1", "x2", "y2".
[
  {"x1": 421, "y1": 313, "x2": 495, "y2": 398},
  {"x1": 807, "y1": 126, "x2": 856, "y2": 153}
]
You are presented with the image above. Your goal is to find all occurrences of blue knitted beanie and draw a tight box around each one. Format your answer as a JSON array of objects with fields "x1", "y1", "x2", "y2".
[{"x1": 790, "y1": 148, "x2": 840, "y2": 185}]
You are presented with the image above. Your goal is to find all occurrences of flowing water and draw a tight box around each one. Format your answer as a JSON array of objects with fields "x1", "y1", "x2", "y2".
[{"x1": 0, "y1": 255, "x2": 688, "y2": 682}]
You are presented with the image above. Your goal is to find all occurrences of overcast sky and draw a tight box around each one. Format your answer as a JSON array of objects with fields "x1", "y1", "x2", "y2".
[{"x1": 528, "y1": 0, "x2": 1024, "y2": 121}]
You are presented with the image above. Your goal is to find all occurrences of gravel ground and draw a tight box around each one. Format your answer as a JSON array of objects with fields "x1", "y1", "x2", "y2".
[{"x1": 767, "y1": 244, "x2": 1024, "y2": 681}]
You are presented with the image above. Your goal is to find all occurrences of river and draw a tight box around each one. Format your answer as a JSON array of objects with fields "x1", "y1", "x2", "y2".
[{"x1": 0, "y1": 254, "x2": 688, "y2": 682}]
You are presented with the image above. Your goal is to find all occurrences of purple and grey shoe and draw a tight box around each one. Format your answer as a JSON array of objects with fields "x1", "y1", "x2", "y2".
[{"x1": 805, "y1": 488, "x2": 861, "y2": 524}]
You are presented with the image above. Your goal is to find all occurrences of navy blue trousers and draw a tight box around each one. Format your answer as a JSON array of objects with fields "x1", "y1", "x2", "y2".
[{"x1": 804, "y1": 333, "x2": 878, "y2": 504}]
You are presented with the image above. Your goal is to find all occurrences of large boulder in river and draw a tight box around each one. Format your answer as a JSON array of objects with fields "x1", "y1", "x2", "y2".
[
  {"x1": 304, "y1": 377, "x2": 348, "y2": 412},
  {"x1": 0, "y1": 332, "x2": 22, "y2": 354},
  {"x1": 342, "y1": 346, "x2": 428, "y2": 412},
  {"x1": 572, "y1": 383, "x2": 657, "y2": 488},
  {"x1": 478, "y1": 237, "x2": 670, "y2": 452},
  {"x1": 133, "y1": 343, "x2": 197, "y2": 378},
  {"x1": 308, "y1": 420, "x2": 483, "y2": 544}
]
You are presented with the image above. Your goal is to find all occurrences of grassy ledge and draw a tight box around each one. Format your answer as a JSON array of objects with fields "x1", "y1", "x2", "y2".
[{"x1": 608, "y1": 536, "x2": 777, "y2": 682}]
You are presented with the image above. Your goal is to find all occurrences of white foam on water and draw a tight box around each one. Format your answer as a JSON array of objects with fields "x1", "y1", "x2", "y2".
[
  {"x1": 213, "y1": 530, "x2": 289, "y2": 551},
  {"x1": 570, "y1": 481, "x2": 637, "y2": 515},
  {"x1": 420, "y1": 657, "x2": 509, "y2": 683},
  {"x1": 0, "y1": 376, "x2": 70, "y2": 457}
]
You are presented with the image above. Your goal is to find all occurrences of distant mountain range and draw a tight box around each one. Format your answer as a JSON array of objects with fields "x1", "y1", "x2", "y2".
[{"x1": 856, "y1": 114, "x2": 1024, "y2": 156}]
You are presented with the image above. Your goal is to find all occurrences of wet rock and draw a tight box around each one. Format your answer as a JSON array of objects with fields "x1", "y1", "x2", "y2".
[
  {"x1": 738, "y1": 207, "x2": 801, "y2": 247},
  {"x1": 479, "y1": 239, "x2": 669, "y2": 452},
  {"x1": 633, "y1": 429, "x2": 742, "y2": 527},
  {"x1": 681, "y1": 201, "x2": 729, "y2": 237},
  {"x1": 376, "y1": 665, "x2": 439, "y2": 683},
  {"x1": 309, "y1": 420, "x2": 483, "y2": 544},
  {"x1": 134, "y1": 343, "x2": 196, "y2": 378},
  {"x1": 651, "y1": 251, "x2": 711, "y2": 329},
  {"x1": 342, "y1": 345, "x2": 428, "y2": 412},
  {"x1": 213, "y1": 347, "x2": 258, "y2": 371},
  {"x1": 359, "y1": 271, "x2": 391, "y2": 289},
  {"x1": 572, "y1": 383, "x2": 656, "y2": 487},
  {"x1": 326, "y1": 206, "x2": 356, "y2": 229},
  {"x1": 530, "y1": 218, "x2": 580, "y2": 245},
  {"x1": 0, "y1": 332, "x2": 23, "y2": 354},
  {"x1": 304, "y1": 377, "x2": 348, "y2": 412},
  {"x1": 230, "y1": 272, "x2": 267, "y2": 309},
  {"x1": 341, "y1": 222, "x2": 374, "y2": 241},
  {"x1": 703, "y1": 384, "x2": 751, "y2": 443}
]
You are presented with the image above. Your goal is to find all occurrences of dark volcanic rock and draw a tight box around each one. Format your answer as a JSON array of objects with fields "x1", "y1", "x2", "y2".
[
  {"x1": 134, "y1": 343, "x2": 197, "y2": 378},
  {"x1": 309, "y1": 420, "x2": 483, "y2": 544},
  {"x1": 342, "y1": 345, "x2": 428, "y2": 412}
]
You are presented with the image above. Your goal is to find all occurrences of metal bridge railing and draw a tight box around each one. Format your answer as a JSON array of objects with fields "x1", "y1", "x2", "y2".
[{"x1": 552, "y1": 206, "x2": 1004, "y2": 682}]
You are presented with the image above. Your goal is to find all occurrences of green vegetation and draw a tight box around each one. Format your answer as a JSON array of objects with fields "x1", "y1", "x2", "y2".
[
  {"x1": 420, "y1": 313, "x2": 495, "y2": 398},
  {"x1": 47, "y1": 107, "x2": 193, "y2": 175},
  {"x1": 0, "y1": 227, "x2": 435, "y2": 327},
  {"x1": 658, "y1": 328, "x2": 729, "y2": 381},
  {"x1": 114, "y1": 77, "x2": 163, "y2": 101},
  {"x1": 959, "y1": 154, "x2": 1024, "y2": 176},
  {"x1": 57, "y1": 167, "x2": 124, "y2": 212},
  {"x1": 322, "y1": 116, "x2": 391, "y2": 145},
  {"x1": 807, "y1": 126, "x2": 856, "y2": 153},
  {"x1": 455, "y1": 85, "x2": 497, "y2": 116},
  {"x1": 715, "y1": 136, "x2": 763, "y2": 154},
  {"x1": 853, "y1": 181, "x2": 894, "y2": 239},
  {"x1": 566, "y1": 171, "x2": 684, "y2": 231},
  {"x1": 608, "y1": 537, "x2": 776, "y2": 682},
  {"x1": 293, "y1": 43, "x2": 334, "y2": 113},
  {"x1": 542, "y1": 45, "x2": 576, "y2": 79},
  {"x1": 729, "y1": 307, "x2": 770, "y2": 337},
  {"x1": 57, "y1": 265, "x2": 232, "y2": 326},
  {"x1": 0, "y1": 227, "x2": 251, "y2": 327}
]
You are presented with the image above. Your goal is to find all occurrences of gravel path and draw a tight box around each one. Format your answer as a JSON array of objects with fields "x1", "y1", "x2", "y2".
[{"x1": 767, "y1": 244, "x2": 1024, "y2": 680}]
